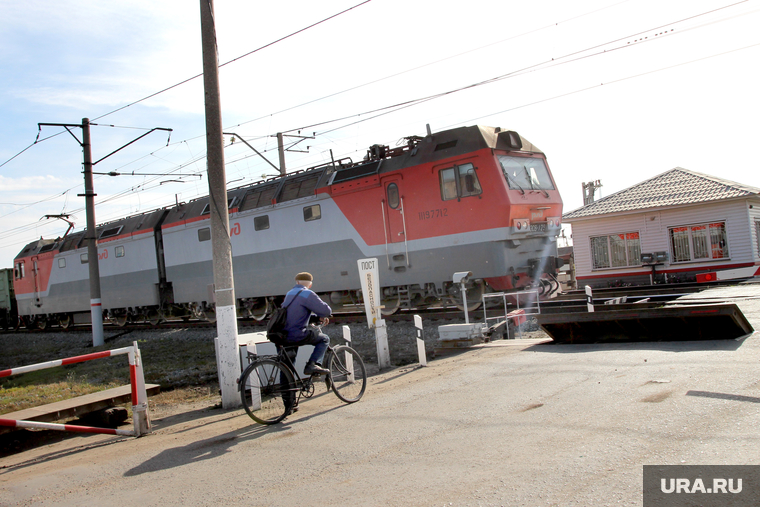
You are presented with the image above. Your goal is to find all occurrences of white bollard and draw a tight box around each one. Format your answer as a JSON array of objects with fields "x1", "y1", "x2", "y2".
[
  {"x1": 414, "y1": 315, "x2": 427, "y2": 367},
  {"x1": 374, "y1": 313, "x2": 390, "y2": 369},
  {"x1": 342, "y1": 325, "x2": 352, "y2": 343},
  {"x1": 585, "y1": 285, "x2": 594, "y2": 313},
  {"x1": 342, "y1": 326, "x2": 355, "y2": 382}
]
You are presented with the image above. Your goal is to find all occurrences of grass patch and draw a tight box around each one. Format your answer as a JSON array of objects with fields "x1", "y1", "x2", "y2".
[{"x1": 0, "y1": 372, "x2": 120, "y2": 416}]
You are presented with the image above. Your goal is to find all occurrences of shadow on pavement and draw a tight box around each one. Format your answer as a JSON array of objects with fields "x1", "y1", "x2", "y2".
[
  {"x1": 524, "y1": 338, "x2": 747, "y2": 353},
  {"x1": 123, "y1": 422, "x2": 273, "y2": 476}
]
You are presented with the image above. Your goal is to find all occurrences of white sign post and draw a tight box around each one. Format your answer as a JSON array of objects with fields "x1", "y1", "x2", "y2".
[{"x1": 358, "y1": 258, "x2": 390, "y2": 368}]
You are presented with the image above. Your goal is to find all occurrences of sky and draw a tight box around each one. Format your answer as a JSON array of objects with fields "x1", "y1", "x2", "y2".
[{"x1": 1, "y1": 0, "x2": 759, "y2": 269}]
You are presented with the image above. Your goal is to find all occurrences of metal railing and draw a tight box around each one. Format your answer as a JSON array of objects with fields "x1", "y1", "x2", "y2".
[{"x1": 482, "y1": 290, "x2": 541, "y2": 339}]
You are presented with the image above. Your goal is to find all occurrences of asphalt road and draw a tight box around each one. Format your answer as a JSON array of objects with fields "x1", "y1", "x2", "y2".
[{"x1": 2, "y1": 282, "x2": 759, "y2": 506}]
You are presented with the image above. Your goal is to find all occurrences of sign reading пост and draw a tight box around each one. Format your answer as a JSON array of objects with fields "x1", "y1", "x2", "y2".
[
  {"x1": 643, "y1": 465, "x2": 760, "y2": 506},
  {"x1": 357, "y1": 258, "x2": 390, "y2": 368},
  {"x1": 357, "y1": 258, "x2": 379, "y2": 327}
]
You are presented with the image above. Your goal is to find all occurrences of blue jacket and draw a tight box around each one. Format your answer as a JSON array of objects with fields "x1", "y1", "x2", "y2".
[{"x1": 282, "y1": 284, "x2": 332, "y2": 341}]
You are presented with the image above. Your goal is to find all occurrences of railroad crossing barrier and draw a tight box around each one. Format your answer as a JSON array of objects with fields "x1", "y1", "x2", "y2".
[
  {"x1": 0, "y1": 341, "x2": 151, "y2": 437},
  {"x1": 482, "y1": 289, "x2": 540, "y2": 339}
]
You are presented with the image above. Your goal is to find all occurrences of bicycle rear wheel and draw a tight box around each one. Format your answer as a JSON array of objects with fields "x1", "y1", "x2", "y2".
[
  {"x1": 328, "y1": 345, "x2": 367, "y2": 403},
  {"x1": 239, "y1": 358, "x2": 296, "y2": 425}
]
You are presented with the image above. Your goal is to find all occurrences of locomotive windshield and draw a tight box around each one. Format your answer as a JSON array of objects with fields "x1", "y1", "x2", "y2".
[{"x1": 498, "y1": 156, "x2": 554, "y2": 192}]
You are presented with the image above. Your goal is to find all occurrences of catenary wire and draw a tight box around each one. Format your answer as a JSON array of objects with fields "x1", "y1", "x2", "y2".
[
  {"x1": 90, "y1": 0, "x2": 373, "y2": 123},
  {"x1": 0, "y1": 1, "x2": 754, "y2": 246}
]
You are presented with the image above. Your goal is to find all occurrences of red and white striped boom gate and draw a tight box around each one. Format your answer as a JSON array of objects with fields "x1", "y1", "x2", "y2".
[{"x1": 0, "y1": 341, "x2": 151, "y2": 437}]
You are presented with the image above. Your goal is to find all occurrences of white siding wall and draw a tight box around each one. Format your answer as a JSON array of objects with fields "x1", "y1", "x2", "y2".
[
  {"x1": 571, "y1": 198, "x2": 757, "y2": 280},
  {"x1": 750, "y1": 199, "x2": 760, "y2": 261}
]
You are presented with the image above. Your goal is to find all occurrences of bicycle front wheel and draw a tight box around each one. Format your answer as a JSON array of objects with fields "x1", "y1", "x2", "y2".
[
  {"x1": 328, "y1": 345, "x2": 367, "y2": 403},
  {"x1": 240, "y1": 358, "x2": 296, "y2": 425}
]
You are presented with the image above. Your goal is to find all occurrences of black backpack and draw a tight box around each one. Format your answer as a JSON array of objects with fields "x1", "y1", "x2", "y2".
[{"x1": 266, "y1": 289, "x2": 304, "y2": 345}]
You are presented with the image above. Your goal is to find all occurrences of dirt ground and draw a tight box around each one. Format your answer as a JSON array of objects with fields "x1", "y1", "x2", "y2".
[{"x1": 2, "y1": 283, "x2": 759, "y2": 506}]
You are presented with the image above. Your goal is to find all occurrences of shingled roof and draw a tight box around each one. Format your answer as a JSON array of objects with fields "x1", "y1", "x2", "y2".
[{"x1": 563, "y1": 167, "x2": 760, "y2": 220}]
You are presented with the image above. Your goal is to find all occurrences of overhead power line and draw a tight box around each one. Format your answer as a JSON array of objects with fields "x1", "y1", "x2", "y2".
[
  {"x1": 280, "y1": 0, "x2": 753, "y2": 136},
  {"x1": 454, "y1": 41, "x2": 760, "y2": 129},
  {"x1": 0, "y1": 1, "x2": 754, "y2": 247},
  {"x1": 91, "y1": 0, "x2": 373, "y2": 122},
  {"x1": 0, "y1": 0, "x2": 373, "y2": 170}
]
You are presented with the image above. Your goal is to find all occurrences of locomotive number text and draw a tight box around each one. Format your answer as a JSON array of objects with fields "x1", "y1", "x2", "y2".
[{"x1": 418, "y1": 208, "x2": 448, "y2": 220}]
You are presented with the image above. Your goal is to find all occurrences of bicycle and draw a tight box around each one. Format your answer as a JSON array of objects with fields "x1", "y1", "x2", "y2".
[{"x1": 238, "y1": 326, "x2": 367, "y2": 425}]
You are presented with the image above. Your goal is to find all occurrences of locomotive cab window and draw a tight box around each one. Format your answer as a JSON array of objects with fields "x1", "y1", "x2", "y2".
[
  {"x1": 439, "y1": 163, "x2": 482, "y2": 201},
  {"x1": 498, "y1": 156, "x2": 555, "y2": 192},
  {"x1": 80, "y1": 253, "x2": 88, "y2": 264},
  {"x1": 198, "y1": 227, "x2": 211, "y2": 242},
  {"x1": 303, "y1": 204, "x2": 321, "y2": 222},
  {"x1": 14, "y1": 262, "x2": 24, "y2": 279},
  {"x1": 254, "y1": 215, "x2": 270, "y2": 231},
  {"x1": 58, "y1": 258, "x2": 66, "y2": 269},
  {"x1": 115, "y1": 246, "x2": 125, "y2": 257}
]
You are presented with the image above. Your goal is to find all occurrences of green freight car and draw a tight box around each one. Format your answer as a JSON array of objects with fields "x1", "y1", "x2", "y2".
[{"x1": 0, "y1": 268, "x2": 17, "y2": 330}]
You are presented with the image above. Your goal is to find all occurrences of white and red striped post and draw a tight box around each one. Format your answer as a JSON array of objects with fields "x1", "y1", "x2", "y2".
[{"x1": 128, "y1": 341, "x2": 151, "y2": 436}]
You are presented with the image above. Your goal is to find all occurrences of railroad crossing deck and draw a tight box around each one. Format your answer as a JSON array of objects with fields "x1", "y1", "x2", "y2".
[
  {"x1": 537, "y1": 281, "x2": 759, "y2": 343},
  {"x1": 0, "y1": 384, "x2": 160, "y2": 434}
]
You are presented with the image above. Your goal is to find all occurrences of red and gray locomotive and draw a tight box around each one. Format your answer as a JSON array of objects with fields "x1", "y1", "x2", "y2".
[{"x1": 13, "y1": 125, "x2": 564, "y2": 329}]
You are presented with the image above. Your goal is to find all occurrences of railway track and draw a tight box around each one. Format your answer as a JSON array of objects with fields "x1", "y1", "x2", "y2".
[{"x1": 2, "y1": 279, "x2": 748, "y2": 335}]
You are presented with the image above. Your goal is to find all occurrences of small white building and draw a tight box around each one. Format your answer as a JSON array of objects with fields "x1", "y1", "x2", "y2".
[{"x1": 563, "y1": 168, "x2": 760, "y2": 288}]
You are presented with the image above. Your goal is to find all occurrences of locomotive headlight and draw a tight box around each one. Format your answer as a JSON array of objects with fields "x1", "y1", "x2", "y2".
[
  {"x1": 513, "y1": 219, "x2": 530, "y2": 233},
  {"x1": 547, "y1": 217, "x2": 561, "y2": 229}
]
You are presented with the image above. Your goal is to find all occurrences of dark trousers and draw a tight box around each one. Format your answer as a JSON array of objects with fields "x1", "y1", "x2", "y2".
[
  {"x1": 286, "y1": 327, "x2": 330, "y2": 365},
  {"x1": 281, "y1": 328, "x2": 330, "y2": 411}
]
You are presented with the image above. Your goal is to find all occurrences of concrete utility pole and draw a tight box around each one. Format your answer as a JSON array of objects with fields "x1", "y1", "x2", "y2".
[
  {"x1": 276, "y1": 133, "x2": 286, "y2": 175},
  {"x1": 38, "y1": 121, "x2": 172, "y2": 348},
  {"x1": 582, "y1": 180, "x2": 602, "y2": 205},
  {"x1": 81, "y1": 118, "x2": 105, "y2": 347},
  {"x1": 199, "y1": 0, "x2": 241, "y2": 409},
  {"x1": 274, "y1": 132, "x2": 314, "y2": 175},
  {"x1": 37, "y1": 119, "x2": 104, "y2": 347}
]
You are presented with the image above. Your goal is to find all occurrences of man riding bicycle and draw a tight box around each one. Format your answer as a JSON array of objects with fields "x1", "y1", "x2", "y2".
[{"x1": 282, "y1": 272, "x2": 332, "y2": 376}]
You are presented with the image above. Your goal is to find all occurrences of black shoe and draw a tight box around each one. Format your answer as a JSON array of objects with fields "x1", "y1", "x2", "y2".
[{"x1": 304, "y1": 361, "x2": 329, "y2": 376}]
